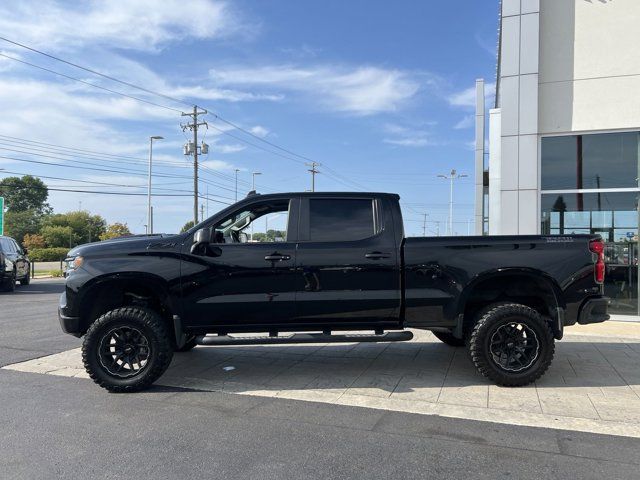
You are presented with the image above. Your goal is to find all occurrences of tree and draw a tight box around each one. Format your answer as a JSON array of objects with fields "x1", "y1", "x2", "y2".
[
  {"x1": 23, "y1": 233, "x2": 46, "y2": 249},
  {"x1": 252, "y1": 229, "x2": 286, "y2": 242},
  {"x1": 42, "y1": 211, "x2": 106, "y2": 247},
  {"x1": 100, "y1": 222, "x2": 132, "y2": 241},
  {"x1": 41, "y1": 225, "x2": 75, "y2": 248},
  {"x1": 0, "y1": 175, "x2": 52, "y2": 213},
  {"x1": 180, "y1": 220, "x2": 195, "y2": 233},
  {"x1": 4, "y1": 210, "x2": 43, "y2": 245}
]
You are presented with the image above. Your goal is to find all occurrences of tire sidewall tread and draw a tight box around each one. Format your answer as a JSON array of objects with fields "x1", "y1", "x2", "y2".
[
  {"x1": 82, "y1": 307, "x2": 173, "y2": 393},
  {"x1": 469, "y1": 303, "x2": 555, "y2": 387}
]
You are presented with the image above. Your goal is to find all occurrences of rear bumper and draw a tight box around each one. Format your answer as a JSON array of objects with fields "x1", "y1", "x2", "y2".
[{"x1": 577, "y1": 297, "x2": 610, "y2": 325}]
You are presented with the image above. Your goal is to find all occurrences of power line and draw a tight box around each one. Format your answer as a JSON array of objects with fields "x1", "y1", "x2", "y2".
[
  {"x1": 0, "y1": 168, "x2": 234, "y2": 199},
  {"x1": 0, "y1": 36, "x2": 371, "y2": 192},
  {"x1": 0, "y1": 182, "x2": 231, "y2": 203},
  {"x1": 0, "y1": 52, "x2": 181, "y2": 113}
]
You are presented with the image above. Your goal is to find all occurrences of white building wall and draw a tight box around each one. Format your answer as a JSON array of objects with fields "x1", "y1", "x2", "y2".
[
  {"x1": 498, "y1": 0, "x2": 540, "y2": 234},
  {"x1": 539, "y1": 0, "x2": 640, "y2": 134},
  {"x1": 488, "y1": 108, "x2": 502, "y2": 234}
]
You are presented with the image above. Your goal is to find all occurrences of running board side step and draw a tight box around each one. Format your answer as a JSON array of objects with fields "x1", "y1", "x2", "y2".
[{"x1": 195, "y1": 331, "x2": 413, "y2": 346}]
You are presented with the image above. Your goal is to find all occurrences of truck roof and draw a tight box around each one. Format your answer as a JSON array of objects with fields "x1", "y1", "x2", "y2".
[{"x1": 244, "y1": 191, "x2": 400, "y2": 200}]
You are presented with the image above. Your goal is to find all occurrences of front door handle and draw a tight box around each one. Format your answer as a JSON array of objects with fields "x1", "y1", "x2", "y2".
[
  {"x1": 265, "y1": 253, "x2": 291, "y2": 262},
  {"x1": 365, "y1": 251, "x2": 391, "y2": 260}
]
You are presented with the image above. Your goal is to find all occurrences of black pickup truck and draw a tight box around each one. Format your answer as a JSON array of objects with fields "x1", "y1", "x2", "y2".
[{"x1": 59, "y1": 192, "x2": 609, "y2": 392}]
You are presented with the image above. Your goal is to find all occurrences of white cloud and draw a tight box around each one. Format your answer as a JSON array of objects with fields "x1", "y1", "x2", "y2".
[
  {"x1": 0, "y1": 0, "x2": 249, "y2": 52},
  {"x1": 383, "y1": 138, "x2": 431, "y2": 147},
  {"x1": 448, "y1": 82, "x2": 496, "y2": 109},
  {"x1": 215, "y1": 144, "x2": 246, "y2": 154},
  {"x1": 199, "y1": 159, "x2": 236, "y2": 171},
  {"x1": 209, "y1": 65, "x2": 422, "y2": 115},
  {"x1": 249, "y1": 125, "x2": 269, "y2": 138},
  {"x1": 454, "y1": 115, "x2": 474, "y2": 130},
  {"x1": 382, "y1": 123, "x2": 436, "y2": 148}
]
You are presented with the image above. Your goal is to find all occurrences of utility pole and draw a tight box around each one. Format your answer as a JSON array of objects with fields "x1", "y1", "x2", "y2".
[
  {"x1": 200, "y1": 203, "x2": 204, "y2": 222},
  {"x1": 306, "y1": 162, "x2": 321, "y2": 192},
  {"x1": 438, "y1": 169, "x2": 468, "y2": 236},
  {"x1": 181, "y1": 106, "x2": 208, "y2": 226},
  {"x1": 234, "y1": 168, "x2": 240, "y2": 202},
  {"x1": 422, "y1": 213, "x2": 428, "y2": 237}
]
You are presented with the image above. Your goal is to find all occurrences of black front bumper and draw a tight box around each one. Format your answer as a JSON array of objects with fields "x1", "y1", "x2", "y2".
[
  {"x1": 577, "y1": 297, "x2": 610, "y2": 325},
  {"x1": 58, "y1": 291, "x2": 82, "y2": 337}
]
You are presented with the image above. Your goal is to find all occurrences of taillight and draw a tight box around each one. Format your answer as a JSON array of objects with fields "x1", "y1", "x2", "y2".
[{"x1": 589, "y1": 238, "x2": 605, "y2": 284}]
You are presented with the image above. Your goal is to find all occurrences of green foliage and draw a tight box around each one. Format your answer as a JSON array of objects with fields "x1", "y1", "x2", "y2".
[
  {"x1": 252, "y1": 229, "x2": 286, "y2": 242},
  {"x1": 42, "y1": 210, "x2": 106, "y2": 247},
  {"x1": 23, "y1": 233, "x2": 46, "y2": 249},
  {"x1": 0, "y1": 175, "x2": 51, "y2": 213},
  {"x1": 28, "y1": 247, "x2": 69, "y2": 262},
  {"x1": 100, "y1": 222, "x2": 132, "y2": 241},
  {"x1": 41, "y1": 225, "x2": 75, "y2": 248},
  {"x1": 180, "y1": 220, "x2": 195, "y2": 233},
  {"x1": 4, "y1": 209, "x2": 43, "y2": 245}
]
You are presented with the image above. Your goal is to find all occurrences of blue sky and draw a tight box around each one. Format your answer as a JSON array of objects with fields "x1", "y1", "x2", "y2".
[{"x1": 0, "y1": 0, "x2": 498, "y2": 236}]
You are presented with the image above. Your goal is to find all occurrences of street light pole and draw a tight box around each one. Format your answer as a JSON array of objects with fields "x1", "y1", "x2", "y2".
[
  {"x1": 147, "y1": 136, "x2": 163, "y2": 234},
  {"x1": 251, "y1": 172, "x2": 262, "y2": 241},
  {"x1": 235, "y1": 168, "x2": 240, "y2": 202},
  {"x1": 252, "y1": 171, "x2": 262, "y2": 191},
  {"x1": 438, "y1": 169, "x2": 468, "y2": 236}
]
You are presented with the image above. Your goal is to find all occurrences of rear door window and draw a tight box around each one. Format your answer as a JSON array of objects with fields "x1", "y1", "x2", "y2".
[
  {"x1": 0, "y1": 238, "x2": 12, "y2": 253},
  {"x1": 308, "y1": 198, "x2": 375, "y2": 242}
]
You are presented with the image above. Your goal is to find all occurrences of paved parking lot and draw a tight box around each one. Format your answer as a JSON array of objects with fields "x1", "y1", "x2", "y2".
[
  {"x1": 6, "y1": 313, "x2": 640, "y2": 438},
  {"x1": 3, "y1": 279, "x2": 640, "y2": 479}
]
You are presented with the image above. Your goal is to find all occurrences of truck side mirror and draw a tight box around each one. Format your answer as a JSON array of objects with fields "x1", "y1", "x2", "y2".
[
  {"x1": 190, "y1": 228, "x2": 222, "y2": 257},
  {"x1": 191, "y1": 227, "x2": 210, "y2": 255}
]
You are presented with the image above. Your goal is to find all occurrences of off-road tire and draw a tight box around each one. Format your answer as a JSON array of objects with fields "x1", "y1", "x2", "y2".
[
  {"x1": 469, "y1": 303, "x2": 555, "y2": 386},
  {"x1": 174, "y1": 336, "x2": 198, "y2": 352},
  {"x1": 82, "y1": 307, "x2": 173, "y2": 393},
  {"x1": 432, "y1": 331, "x2": 466, "y2": 347},
  {"x1": 19, "y1": 273, "x2": 30, "y2": 286}
]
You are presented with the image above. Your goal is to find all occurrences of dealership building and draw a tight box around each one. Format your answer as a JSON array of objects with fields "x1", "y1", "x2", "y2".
[{"x1": 478, "y1": 0, "x2": 640, "y2": 315}]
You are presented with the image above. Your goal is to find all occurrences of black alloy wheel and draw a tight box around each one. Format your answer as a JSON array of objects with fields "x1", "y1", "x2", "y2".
[
  {"x1": 488, "y1": 322, "x2": 540, "y2": 372},
  {"x1": 469, "y1": 303, "x2": 555, "y2": 386},
  {"x1": 82, "y1": 307, "x2": 173, "y2": 392},
  {"x1": 98, "y1": 326, "x2": 152, "y2": 378}
]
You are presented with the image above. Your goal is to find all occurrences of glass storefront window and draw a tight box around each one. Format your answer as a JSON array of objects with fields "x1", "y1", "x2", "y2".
[
  {"x1": 541, "y1": 132, "x2": 640, "y2": 190},
  {"x1": 541, "y1": 191, "x2": 639, "y2": 315}
]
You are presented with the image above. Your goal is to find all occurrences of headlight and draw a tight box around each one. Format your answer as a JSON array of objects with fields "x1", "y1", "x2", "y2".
[
  {"x1": 73, "y1": 256, "x2": 84, "y2": 269},
  {"x1": 65, "y1": 256, "x2": 84, "y2": 271}
]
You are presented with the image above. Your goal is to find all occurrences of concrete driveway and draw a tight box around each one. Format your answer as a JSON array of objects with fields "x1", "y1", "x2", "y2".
[{"x1": 5, "y1": 321, "x2": 640, "y2": 438}]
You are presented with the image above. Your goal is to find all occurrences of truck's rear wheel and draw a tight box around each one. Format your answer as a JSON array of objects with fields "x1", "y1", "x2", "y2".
[
  {"x1": 82, "y1": 307, "x2": 173, "y2": 393},
  {"x1": 469, "y1": 303, "x2": 554, "y2": 386},
  {"x1": 432, "y1": 331, "x2": 466, "y2": 347}
]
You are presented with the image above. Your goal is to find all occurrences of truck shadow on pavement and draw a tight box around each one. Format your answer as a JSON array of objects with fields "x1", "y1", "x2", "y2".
[{"x1": 156, "y1": 338, "x2": 640, "y2": 411}]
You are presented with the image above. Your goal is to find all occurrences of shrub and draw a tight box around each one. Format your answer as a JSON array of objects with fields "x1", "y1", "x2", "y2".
[
  {"x1": 23, "y1": 233, "x2": 46, "y2": 250},
  {"x1": 28, "y1": 247, "x2": 69, "y2": 262}
]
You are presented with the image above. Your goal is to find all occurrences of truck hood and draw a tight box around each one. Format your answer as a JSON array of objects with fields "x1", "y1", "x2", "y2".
[{"x1": 66, "y1": 234, "x2": 184, "y2": 257}]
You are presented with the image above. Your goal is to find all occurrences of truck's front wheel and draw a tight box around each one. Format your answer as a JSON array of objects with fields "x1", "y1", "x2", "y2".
[
  {"x1": 82, "y1": 307, "x2": 173, "y2": 393},
  {"x1": 469, "y1": 303, "x2": 554, "y2": 386}
]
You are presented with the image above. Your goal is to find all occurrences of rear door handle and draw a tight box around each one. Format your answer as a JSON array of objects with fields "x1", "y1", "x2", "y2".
[
  {"x1": 365, "y1": 252, "x2": 391, "y2": 260},
  {"x1": 265, "y1": 253, "x2": 291, "y2": 262}
]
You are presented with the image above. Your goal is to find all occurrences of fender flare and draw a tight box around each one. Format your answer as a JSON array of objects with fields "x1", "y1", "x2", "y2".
[
  {"x1": 454, "y1": 268, "x2": 565, "y2": 338},
  {"x1": 77, "y1": 271, "x2": 180, "y2": 336}
]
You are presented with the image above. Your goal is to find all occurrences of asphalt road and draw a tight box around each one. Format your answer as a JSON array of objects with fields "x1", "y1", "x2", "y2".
[
  {"x1": 1, "y1": 279, "x2": 639, "y2": 479},
  {"x1": 0, "y1": 278, "x2": 79, "y2": 366}
]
